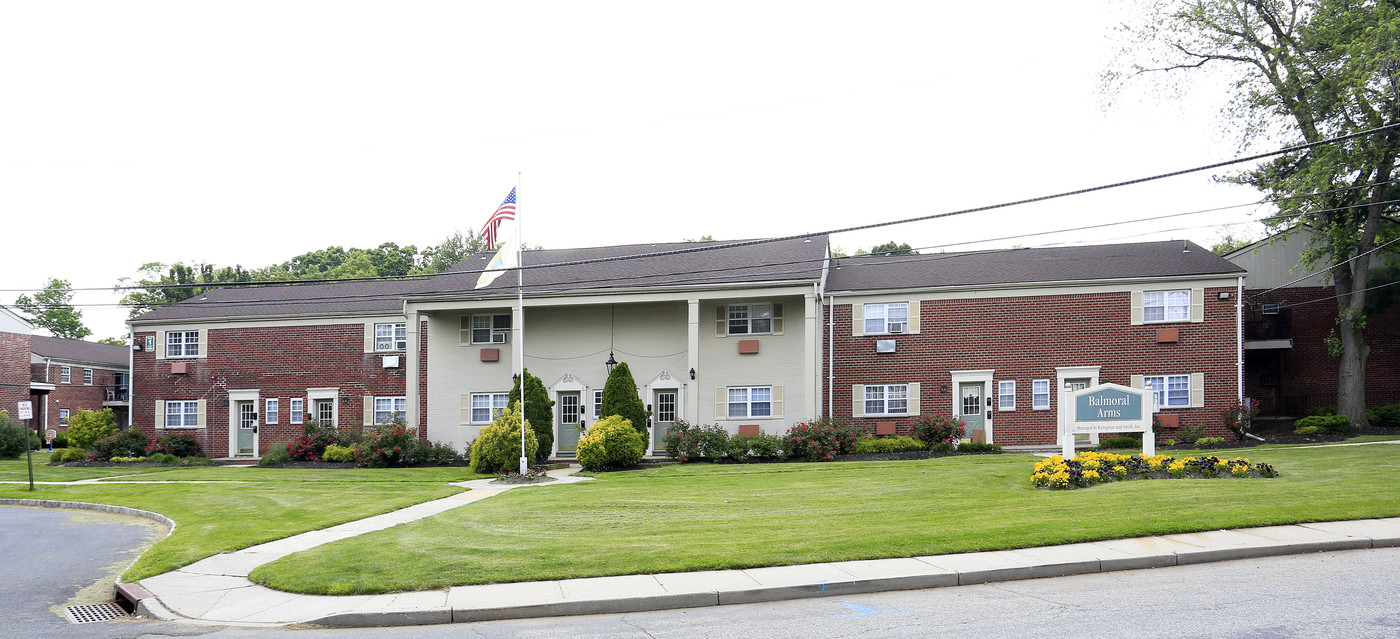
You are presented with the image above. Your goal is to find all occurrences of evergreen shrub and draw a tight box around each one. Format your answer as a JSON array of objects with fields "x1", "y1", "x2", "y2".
[
  {"x1": 577, "y1": 415, "x2": 645, "y2": 470},
  {"x1": 600, "y1": 362, "x2": 648, "y2": 436},
  {"x1": 470, "y1": 403, "x2": 538, "y2": 474},
  {"x1": 510, "y1": 369, "x2": 555, "y2": 463}
]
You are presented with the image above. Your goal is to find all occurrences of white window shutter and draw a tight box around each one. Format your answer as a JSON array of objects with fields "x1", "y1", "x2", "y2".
[
  {"x1": 1190, "y1": 373, "x2": 1205, "y2": 407},
  {"x1": 196, "y1": 399, "x2": 206, "y2": 428},
  {"x1": 363, "y1": 396, "x2": 374, "y2": 426},
  {"x1": 1191, "y1": 288, "x2": 1205, "y2": 323},
  {"x1": 1130, "y1": 291, "x2": 1144, "y2": 325},
  {"x1": 364, "y1": 322, "x2": 376, "y2": 353},
  {"x1": 908, "y1": 302, "x2": 921, "y2": 333},
  {"x1": 197, "y1": 329, "x2": 208, "y2": 356},
  {"x1": 716, "y1": 306, "x2": 727, "y2": 338},
  {"x1": 155, "y1": 399, "x2": 165, "y2": 428},
  {"x1": 715, "y1": 387, "x2": 727, "y2": 420},
  {"x1": 852, "y1": 304, "x2": 865, "y2": 337},
  {"x1": 908, "y1": 382, "x2": 921, "y2": 414},
  {"x1": 772, "y1": 303, "x2": 784, "y2": 335},
  {"x1": 460, "y1": 394, "x2": 472, "y2": 424},
  {"x1": 772, "y1": 386, "x2": 783, "y2": 418},
  {"x1": 852, "y1": 384, "x2": 865, "y2": 418},
  {"x1": 155, "y1": 330, "x2": 166, "y2": 360}
]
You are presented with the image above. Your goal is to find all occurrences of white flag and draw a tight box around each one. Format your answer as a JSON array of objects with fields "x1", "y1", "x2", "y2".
[{"x1": 475, "y1": 231, "x2": 519, "y2": 289}]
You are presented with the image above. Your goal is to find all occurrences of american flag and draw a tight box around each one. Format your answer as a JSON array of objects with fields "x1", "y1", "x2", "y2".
[{"x1": 480, "y1": 187, "x2": 517, "y2": 250}]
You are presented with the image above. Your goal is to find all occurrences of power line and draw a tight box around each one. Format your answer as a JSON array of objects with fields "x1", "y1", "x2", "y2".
[{"x1": 1272, "y1": 279, "x2": 1400, "y2": 310}]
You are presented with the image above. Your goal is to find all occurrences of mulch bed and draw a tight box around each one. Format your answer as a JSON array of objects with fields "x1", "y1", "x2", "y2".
[{"x1": 1154, "y1": 425, "x2": 1398, "y2": 451}]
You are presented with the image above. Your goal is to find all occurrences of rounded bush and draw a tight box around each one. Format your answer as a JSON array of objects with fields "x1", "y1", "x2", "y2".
[
  {"x1": 65, "y1": 409, "x2": 117, "y2": 450},
  {"x1": 577, "y1": 415, "x2": 645, "y2": 470},
  {"x1": 911, "y1": 414, "x2": 965, "y2": 446},
  {"x1": 61, "y1": 447, "x2": 89, "y2": 462},
  {"x1": 0, "y1": 419, "x2": 28, "y2": 459},
  {"x1": 1292, "y1": 414, "x2": 1349, "y2": 434},
  {"x1": 470, "y1": 403, "x2": 538, "y2": 474},
  {"x1": 148, "y1": 431, "x2": 205, "y2": 458},
  {"x1": 90, "y1": 429, "x2": 149, "y2": 461},
  {"x1": 322, "y1": 444, "x2": 355, "y2": 463}
]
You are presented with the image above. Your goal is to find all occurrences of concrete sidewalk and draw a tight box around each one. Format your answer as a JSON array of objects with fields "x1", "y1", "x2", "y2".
[{"x1": 122, "y1": 461, "x2": 1400, "y2": 628}]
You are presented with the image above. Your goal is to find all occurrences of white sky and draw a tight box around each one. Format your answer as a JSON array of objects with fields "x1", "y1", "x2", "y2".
[{"x1": 2, "y1": 1, "x2": 1270, "y2": 340}]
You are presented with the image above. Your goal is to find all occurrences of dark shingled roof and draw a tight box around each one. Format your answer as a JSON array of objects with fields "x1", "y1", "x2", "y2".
[
  {"x1": 131, "y1": 237, "x2": 829, "y2": 323},
  {"x1": 30, "y1": 336, "x2": 130, "y2": 368},
  {"x1": 825, "y1": 240, "x2": 1246, "y2": 293}
]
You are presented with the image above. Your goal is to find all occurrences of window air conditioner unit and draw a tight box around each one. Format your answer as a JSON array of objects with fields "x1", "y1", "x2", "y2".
[
  {"x1": 382, "y1": 355, "x2": 401, "y2": 368},
  {"x1": 491, "y1": 333, "x2": 509, "y2": 344},
  {"x1": 888, "y1": 322, "x2": 906, "y2": 334}
]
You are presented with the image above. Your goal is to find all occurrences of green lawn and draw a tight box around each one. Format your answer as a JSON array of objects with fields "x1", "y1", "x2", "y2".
[
  {"x1": 250, "y1": 443, "x2": 1400, "y2": 595},
  {"x1": 0, "y1": 462, "x2": 484, "y2": 581}
]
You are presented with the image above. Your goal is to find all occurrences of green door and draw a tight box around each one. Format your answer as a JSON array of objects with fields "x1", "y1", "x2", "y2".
[
  {"x1": 236, "y1": 401, "x2": 257, "y2": 456},
  {"x1": 556, "y1": 392, "x2": 582, "y2": 456},
  {"x1": 959, "y1": 382, "x2": 985, "y2": 443},
  {"x1": 653, "y1": 390, "x2": 677, "y2": 452}
]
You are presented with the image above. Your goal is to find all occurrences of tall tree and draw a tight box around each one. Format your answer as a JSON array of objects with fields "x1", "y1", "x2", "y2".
[
  {"x1": 600, "y1": 362, "x2": 649, "y2": 436},
  {"x1": 14, "y1": 278, "x2": 91, "y2": 339},
  {"x1": 865, "y1": 241, "x2": 917, "y2": 256},
  {"x1": 508, "y1": 368, "x2": 555, "y2": 462},
  {"x1": 416, "y1": 231, "x2": 488, "y2": 274},
  {"x1": 1111, "y1": 0, "x2": 1400, "y2": 425}
]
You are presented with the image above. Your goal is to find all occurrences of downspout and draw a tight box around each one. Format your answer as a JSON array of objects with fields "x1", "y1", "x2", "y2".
[
  {"x1": 828, "y1": 294, "x2": 835, "y2": 420},
  {"x1": 127, "y1": 327, "x2": 135, "y2": 427},
  {"x1": 43, "y1": 357, "x2": 51, "y2": 430},
  {"x1": 1237, "y1": 276, "x2": 1244, "y2": 402}
]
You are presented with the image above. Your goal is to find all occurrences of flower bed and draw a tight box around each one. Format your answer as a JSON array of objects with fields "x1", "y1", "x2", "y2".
[{"x1": 1031, "y1": 451, "x2": 1279, "y2": 490}]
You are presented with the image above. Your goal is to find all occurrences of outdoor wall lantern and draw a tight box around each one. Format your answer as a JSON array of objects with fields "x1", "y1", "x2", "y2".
[
  {"x1": 605, "y1": 352, "x2": 618, "y2": 373},
  {"x1": 689, "y1": 368, "x2": 696, "y2": 380},
  {"x1": 512, "y1": 373, "x2": 520, "y2": 385}
]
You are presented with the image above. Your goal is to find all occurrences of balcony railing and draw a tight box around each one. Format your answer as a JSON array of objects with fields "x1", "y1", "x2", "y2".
[
  {"x1": 105, "y1": 387, "x2": 130, "y2": 402},
  {"x1": 1244, "y1": 308, "x2": 1292, "y2": 341}
]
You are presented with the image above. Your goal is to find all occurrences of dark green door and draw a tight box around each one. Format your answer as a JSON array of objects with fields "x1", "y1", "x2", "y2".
[{"x1": 556, "y1": 392, "x2": 581, "y2": 456}]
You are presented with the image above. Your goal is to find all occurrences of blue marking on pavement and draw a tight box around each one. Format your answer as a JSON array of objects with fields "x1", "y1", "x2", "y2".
[{"x1": 830, "y1": 599, "x2": 912, "y2": 620}]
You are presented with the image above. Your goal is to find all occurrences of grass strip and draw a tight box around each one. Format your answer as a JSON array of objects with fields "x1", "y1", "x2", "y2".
[{"x1": 251, "y1": 444, "x2": 1400, "y2": 595}]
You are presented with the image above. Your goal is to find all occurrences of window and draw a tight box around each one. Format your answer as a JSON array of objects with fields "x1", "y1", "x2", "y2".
[
  {"x1": 864, "y1": 303, "x2": 909, "y2": 334},
  {"x1": 167, "y1": 330, "x2": 200, "y2": 357},
  {"x1": 374, "y1": 323, "x2": 407, "y2": 351},
  {"x1": 60, "y1": 366, "x2": 71, "y2": 384},
  {"x1": 560, "y1": 394, "x2": 580, "y2": 425},
  {"x1": 1143, "y1": 290, "x2": 1190, "y2": 323},
  {"x1": 728, "y1": 303, "x2": 776, "y2": 335},
  {"x1": 727, "y1": 386, "x2": 772, "y2": 418},
  {"x1": 59, "y1": 409, "x2": 70, "y2": 426},
  {"x1": 593, "y1": 390, "x2": 603, "y2": 419},
  {"x1": 470, "y1": 314, "x2": 511, "y2": 344},
  {"x1": 998, "y1": 380, "x2": 1016, "y2": 411},
  {"x1": 289, "y1": 398, "x2": 304, "y2": 424},
  {"x1": 864, "y1": 384, "x2": 909, "y2": 415},
  {"x1": 164, "y1": 401, "x2": 199, "y2": 428},
  {"x1": 315, "y1": 399, "x2": 334, "y2": 424},
  {"x1": 1144, "y1": 375, "x2": 1190, "y2": 408},
  {"x1": 265, "y1": 398, "x2": 279, "y2": 424},
  {"x1": 374, "y1": 396, "x2": 407, "y2": 424},
  {"x1": 1262, "y1": 303, "x2": 1280, "y2": 315},
  {"x1": 1032, "y1": 379, "x2": 1051, "y2": 410},
  {"x1": 470, "y1": 392, "x2": 510, "y2": 423},
  {"x1": 83, "y1": 369, "x2": 93, "y2": 385}
]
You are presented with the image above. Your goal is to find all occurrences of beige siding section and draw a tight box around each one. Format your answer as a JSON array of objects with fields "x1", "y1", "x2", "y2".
[{"x1": 698, "y1": 296, "x2": 809, "y2": 435}]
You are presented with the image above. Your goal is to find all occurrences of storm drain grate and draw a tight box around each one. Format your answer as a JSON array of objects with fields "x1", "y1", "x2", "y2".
[{"x1": 65, "y1": 603, "x2": 128, "y2": 624}]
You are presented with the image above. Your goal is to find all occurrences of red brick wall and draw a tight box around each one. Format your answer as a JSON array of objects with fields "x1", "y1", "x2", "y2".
[
  {"x1": 0, "y1": 331, "x2": 30, "y2": 421},
  {"x1": 36, "y1": 364, "x2": 124, "y2": 431},
  {"x1": 830, "y1": 288, "x2": 1240, "y2": 446},
  {"x1": 132, "y1": 324, "x2": 408, "y2": 457},
  {"x1": 1244, "y1": 287, "x2": 1400, "y2": 415}
]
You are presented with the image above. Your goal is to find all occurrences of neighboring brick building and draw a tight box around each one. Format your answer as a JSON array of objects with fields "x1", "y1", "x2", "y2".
[
  {"x1": 0, "y1": 307, "x2": 34, "y2": 421},
  {"x1": 1227, "y1": 229, "x2": 1400, "y2": 417},
  {"x1": 824, "y1": 241, "x2": 1246, "y2": 446},
  {"x1": 29, "y1": 336, "x2": 132, "y2": 431}
]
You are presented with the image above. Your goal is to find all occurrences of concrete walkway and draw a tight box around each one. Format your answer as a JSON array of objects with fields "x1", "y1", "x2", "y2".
[{"x1": 117, "y1": 459, "x2": 1400, "y2": 628}]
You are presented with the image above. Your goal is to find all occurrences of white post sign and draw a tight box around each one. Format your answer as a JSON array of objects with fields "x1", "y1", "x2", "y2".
[
  {"x1": 1062, "y1": 383, "x2": 1154, "y2": 459},
  {"x1": 16, "y1": 401, "x2": 32, "y2": 421}
]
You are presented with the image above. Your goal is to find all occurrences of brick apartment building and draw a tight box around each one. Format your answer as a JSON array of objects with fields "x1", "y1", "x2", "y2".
[
  {"x1": 30, "y1": 336, "x2": 132, "y2": 431},
  {"x1": 0, "y1": 307, "x2": 34, "y2": 421}
]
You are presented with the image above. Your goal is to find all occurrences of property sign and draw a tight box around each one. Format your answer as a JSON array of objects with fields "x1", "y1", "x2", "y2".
[
  {"x1": 1063, "y1": 383, "x2": 1154, "y2": 458},
  {"x1": 16, "y1": 401, "x2": 32, "y2": 420}
]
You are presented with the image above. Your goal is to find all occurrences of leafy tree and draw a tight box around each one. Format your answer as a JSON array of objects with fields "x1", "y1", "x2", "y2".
[
  {"x1": 865, "y1": 242, "x2": 917, "y2": 256},
  {"x1": 97, "y1": 336, "x2": 128, "y2": 346},
  {"x1": 1111, "y1": 0, "x2": 1400, "y2": 426},
  {"x1": 600, "y1": 362, "x2": 649, "y2": 436},
  {"x1": 1211, "y1": 230, "x2": 1258, "y2": 255},
  {"x1": 416, "y1": 231, "x2": 488, "y2": 274},
  {"x1": 14, "y1": 278, "x2": 91, "y2": 339},
  {"x1": 508, "y1": 368, "x2": 555, "y2": 462},
  {"x1": 683, "y1": 235, "x2": 716, "y2": 242},
  {"x1": 118, "y1": 262, "x2": 255, "y2": 317},
  {"x1": 66, "y1": 408, "x2": 118, "y2": 449}
]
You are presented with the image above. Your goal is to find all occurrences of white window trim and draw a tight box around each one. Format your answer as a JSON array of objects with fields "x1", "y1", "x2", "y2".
[
  {"x1": 863, "y1": 302, "x2": 910, "y2": 335},
  {"x1": 164, "y1": 400, "x2": 200, "y2": 429},
  {"x1": 374, "y1": 322, "x2": 408, "y2": 352},
  {"x1": 374, "y1": 396, "x2": 407, "y2": 425},
  {"x1": 307, "y1": 387, "x2": 339, "y2": 426},
  {"x1": 59, "y1": 408, "x2": 70, "y2": 426},
  {"x1": 998, "y1": 380, "x2": 1016, "y2": 411},
  {"x1": 1144, "y1": 374, "x2": 1192, "y2": 408},
  {"x1": 470, "y1": 391, "x2": 511, "y2": 424},
  {"x1": 727, "y1": 386, "x2": 774, "y2": 419},
  {"x1": 83, "y1": 369, "x2": 93, "y2": 386},
  {"x1": 1143, "y1": 289, "x2": 1191, "y2": 324},
  {"x1": 593, "y1": 390, "x2": 603, "y2": 420},
  {"x1": 863, "y1": 383, "x2": 910, "y2": 416},
  {"x1": 1032, "y1": 379, "x2": 1051, "y2": 411},
  {"x1": 265, "y1": 398, "x2": 279, "y2": 424},
  {"x1": 166, "y1": 330, "x2": 201, "y2": 358},
  {"x1": 60, "y1": 366, "x2": 71, "y2": 384},
  {"x1": 727, "y1": 303, "x2": 775, "y2": 336},
  {"x1": 470, "y1": 314, "x2": 512, "y2": 345},
  {"x1": 289, "y1": 398, "x2": 304, "y2": 425}
]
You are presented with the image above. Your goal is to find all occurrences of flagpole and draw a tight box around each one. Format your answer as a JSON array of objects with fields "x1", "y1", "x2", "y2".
[{"x1": 517, "y1": 172, "x2": 528, "y2": 475}]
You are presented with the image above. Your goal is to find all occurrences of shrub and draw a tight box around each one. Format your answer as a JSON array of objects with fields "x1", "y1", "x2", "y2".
[
  {"x1": 61, "y1": 447, "x2": 89, "y2": 462},
  {"x1": 1307, "y1": 405, "x2": 1338, "y2": 417},
  {"x1": 470, "y1": 403, "x2": 538, "y2": 474},
  {"x1": 90, "y1": 429, "x2": 150, "y2": 461},
  {"x1": 355, "y1": 421, "x2": 422, "y2": 468},
  {"x1": 600, "y1": 362, "x2": 649, "y2": 437},
  {"x1": 747, "y1": 432, "x2": 785, "y2": 459},
  {"x1": 1164, "y1": 439, "x2": 1177, "y2": 446},
  {"x1": 662, "y1": 420, "x2": 729, "y2": 462},
  {"x1": 111, "y1": 456, "x2": 147, "y2": 463},
  {"x1": 258, "y1": 441, "x2": 292, "y2": 466},
  {"x1": 577, "y1": 415, "x2": 646, "y2": 470},
  {"x1": 66, "y1": 409, "x2": 118, "y2": 449},
  {"x1": 1366, "y1": 403, "x2": 1400, "y2": 428},
  {"x1": 147, "y1": 452, "x2": 179, "y2": 465},
  {"x1": 911, "y1": 414, "x2": 965, "y2": 447},
  {"x1": 49, "y1": 448, "x2": 67, "y2": 463},
  {"x1": 785, "y1": 417, "x2": 859, "y2": 461},
  {"x1": 509, "y1": 368, "x2": 555, "y2": 463},
  {"x1": 1293, "y1": 425, "x2": 1320, "y2": 435},
  {"x1": 1221, "y1": 400, "x2": 1260, "y2": 441},
  {"x1": 1194, "y1": 436, "x2": 1226, "y2": 446},
  {"x1": 0, "y1": 418, "x2": 29, "y2": 459},
  {"x1": 407, "y1": 440, "x2": 463, "y2": 466},
  {"x1": 335, "y1": 427, "x2": 365, "y2": 447},
  {"x1": 927, "y1": 442, "x2": 957, "y2": 453},
  {"x1": 322, "y1": 444, "x2": 356, "y2": 463},
  {"x1": 288, "y1": 420, "x2": 339, "y2": 462},
  {"x1": 958, "y1": 442, "x2": 1002, "y2": 454},
  {"x1": 1292, "y1": 414, "x2": 1349, "y2": 434},
  {"x1": 851, "y1": 436, "x2": 926, "y2": 454},
  {"x1": 147, "y1": 431, "x2": 205, "y2": 458},
  {"x1": 1099, "y1": 436, "x2": 1142, "y2": 450},
  {"x1": 726, "y1": 435, "x2": 752, "y2": 462},
  {"x1": 1179, "y1": 422, "x2": 1207, "y2": 442},
  {"x1": 50, "y1": 431, "x2": 68, "y2": 449}
]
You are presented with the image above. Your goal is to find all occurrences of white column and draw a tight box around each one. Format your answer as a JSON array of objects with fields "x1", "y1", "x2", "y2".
[
  {"x1": 687, "y1": 299, "x2": 700, "y2": 424},
  {"x1": 406, "y1": 310, "x2": 421, "y2": 436},
  {"x1": 804, "y1": 292, "x2": 818, "y2": 421}
]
